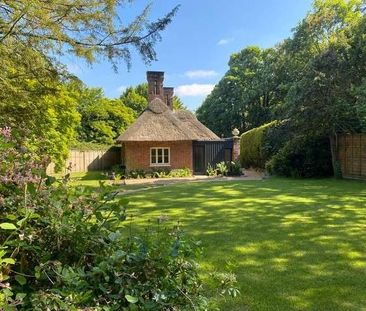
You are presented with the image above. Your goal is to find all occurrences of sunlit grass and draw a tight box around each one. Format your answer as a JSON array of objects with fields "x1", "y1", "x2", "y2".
[
  {"x1": 52, "y1": 171, "x2": 152, "y2": 191},
  {"x1": 123, "y1": 177, "x2": 366, "y2": 311}
]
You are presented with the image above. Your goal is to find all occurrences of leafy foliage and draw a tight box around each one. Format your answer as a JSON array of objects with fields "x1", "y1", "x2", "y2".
[
  {"x1": 240, "y1": 120, "x2": 333, "y2": 177},
  {"x1": 0, "y1": 0, "x2": 179, "y2": 172},
  {"x1": 76, "y1": 86, "x2": 135, "y2": 144},
  {"x1": 120, "y1": 83, "x2": 186, "y2": 117},
  {"x1": 0, "y1": 129, "x2": 237, "y2": 310},
  {"x1": 227, "y1": 161, "x2": 242, "y2": 177},
  {"x1": 266, "y1": 136, "x2": 333, "y2": 178},
  {"x1": 240, "y1": 122, "x2": 278, "y2": 169},
  {"x1": 0, "y1": 41, "x2": 81, "y2": 171},
  {"x1": 216, "y1": 162, "x2": 228, "y2": 177},
  {"x1": 198, "y1": 0, "x2": 366, "y2": 176},
  {"x1": 196, "y1": 47, "x2": 285, "y2": 137},
  {"x1": 206, "y1": 164, "x2": 217, "y2": 177},
  {"x1": 127, "y1": 168, "x2": 192, "y2": 179},
  {"x1": 0, "y1": 0, "x2": 179, "y2": 69}
]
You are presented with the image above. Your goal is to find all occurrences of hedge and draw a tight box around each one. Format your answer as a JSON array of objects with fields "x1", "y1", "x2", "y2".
[
  {"x1": 240, "y1": 120, "x2": 333, "y2": 177},
  {"x1": 240, "y1": 121, "x2": 278, "y2": 169},
  {"x1": 70, "y1": 141, "x2": 120, "y2": 151},
  {"x1": 266, "y1": 135, "x2": 333, "y2": 178}
]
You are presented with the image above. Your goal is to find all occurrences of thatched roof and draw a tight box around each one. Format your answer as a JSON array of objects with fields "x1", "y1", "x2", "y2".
[{"x1": 117, "y1": 98, "x2": 219, "y2": 142}]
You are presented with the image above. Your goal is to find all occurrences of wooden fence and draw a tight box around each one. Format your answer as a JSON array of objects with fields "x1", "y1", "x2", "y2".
[
  {"x1": 338, "y1": 134, "x2": 366, "y2": 179},
  {"x1": 47, "y1": 147, "x2": 121, "y2": 174}
]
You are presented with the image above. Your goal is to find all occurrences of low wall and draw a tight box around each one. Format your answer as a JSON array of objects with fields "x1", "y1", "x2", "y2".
[
  {"x1": 47, "y1": 147, "x2": 121, "y2": 174},
  {"x1": 338, "y1": 134, "x2": 366, "y2": 179}
]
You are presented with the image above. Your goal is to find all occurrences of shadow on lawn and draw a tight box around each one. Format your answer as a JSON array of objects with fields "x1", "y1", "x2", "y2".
[
  {"x1": 126, "y1": 178, "x2": 366, "y2": 311},
  {"x1": 79, "y1": 171, "x2": 107, "y2": 181}
]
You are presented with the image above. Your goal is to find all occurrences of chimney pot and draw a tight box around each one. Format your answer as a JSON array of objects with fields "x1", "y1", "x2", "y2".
[
  {"x1": 163, "y1": 87, "x2": 174, "y2": 110},
  {"x1": 147, "y1": 71, "x2": 164, "y2": 103}
]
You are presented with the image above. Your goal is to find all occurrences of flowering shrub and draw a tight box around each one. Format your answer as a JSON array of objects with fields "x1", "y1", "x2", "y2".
[{"x1": 0, "y1": 128, "x2": 238, "y2": 310}]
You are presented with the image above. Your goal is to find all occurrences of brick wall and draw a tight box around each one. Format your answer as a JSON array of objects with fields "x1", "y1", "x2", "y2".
[
  {"x1": 232, "y1": 137, "x2": 240, "y2": 161},
  {"x1": 124, "y1": 141, "x2": 193, "y2": 171}
]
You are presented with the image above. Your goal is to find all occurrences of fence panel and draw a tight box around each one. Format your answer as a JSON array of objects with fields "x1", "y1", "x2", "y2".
[
  {"x1": 47, "y1": 147, "x2": 121, "y2": 174},
  {"x1": 338, "y1": 134, "x2": 366, "y2": 179}
]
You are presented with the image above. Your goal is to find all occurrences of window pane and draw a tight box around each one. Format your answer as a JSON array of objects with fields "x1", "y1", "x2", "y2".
[
  {"x1": 164, "y1": 149, "x2": 169, "y2": 163},
  {"x1": 157, "y1": 148, "x2": 163, "y2": 163},
  {"x1": 151, "y1": 149, "x2": 156, "y2": 163}
]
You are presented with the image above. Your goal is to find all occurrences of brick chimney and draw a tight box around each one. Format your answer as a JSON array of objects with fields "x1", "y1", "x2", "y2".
[
  {"x1": 147, "y1": 71, "x2": 164, "y2": 103},
  {"x1": 163, "y1": 87, "x2": 174, "y2": 110}
]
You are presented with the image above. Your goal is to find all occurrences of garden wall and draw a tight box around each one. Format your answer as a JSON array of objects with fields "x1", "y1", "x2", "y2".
[
  {"x1": 47, "y1": 147, "x2": 121, "y2": 174},
  {"x1": 338, "y1": 134, "x2": 366, "y2": 179}
]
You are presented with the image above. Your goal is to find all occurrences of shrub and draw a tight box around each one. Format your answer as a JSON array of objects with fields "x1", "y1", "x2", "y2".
[
  {"x1": 216, "y1": 162, "x2": 228, "y2": 176},
  {"x1": 151, "y1": 168, "x2": 171, "y2": 178},
  {"x1": 128, "y1": 168, "x2": 147, "y2": 179},
  {"x1": 169, "y1": 168, "x2": 192, "y2": 177},
  {"x1": 261, "y1": 120, "x2": 293, "y2": 160},
  {"x1": 266, "y1": 135, "x2": 333, "y2": 178},
  {"x1": 0, "y1": 128, "x2": 239, "y2": 310},
  {"x1": 206, "y1": 163, "x2": 217, "y2": 176},
  {"x1": 128, "y1": 168, "x2": 192, "y2": 179},
  {"x1": 240, "y1": 121, "x2": 278, "y2": 169},
  {"x1": 227, "y1": 161, "x2": 242, "y2": 176}
]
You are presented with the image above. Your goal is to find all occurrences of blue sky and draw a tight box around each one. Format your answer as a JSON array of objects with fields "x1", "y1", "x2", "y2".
[{"x1": 64, "y1": 0, "x2": 313, "y2": 111}]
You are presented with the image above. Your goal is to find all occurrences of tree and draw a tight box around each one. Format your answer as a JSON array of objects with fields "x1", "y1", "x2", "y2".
[
  {"x1": 196, "y1": 46, "x2": 285, "y2": 137},
  {"x1": 120, "y1": 83, "x2": 186, "y2": 117},
  {"x1": 0, "y1": 0, "x2": 179, "y2": 69},
  {"x1": 120, "y1": 85, "x2": 148, "y2": 117},
  {"x1": 0, "y1": 0, "x2": 178, "y2": 170},
  {"x1": 0, "y1": 68, "x2": 80, "y2": 171},
  {"x1": 283, "y1": 0, "x2": 366, "y2": 175},
  {"x1": 77, "y1": 87, "x2": 134, "y2": 144},
  {"x1": 196, "y1": 0, "x2": 366, "y2": 176}
]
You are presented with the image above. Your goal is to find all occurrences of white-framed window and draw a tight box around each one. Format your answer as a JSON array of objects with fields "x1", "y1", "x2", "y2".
[{"x1": 150, "y1": 147, "x2": 170, "y2": 166}]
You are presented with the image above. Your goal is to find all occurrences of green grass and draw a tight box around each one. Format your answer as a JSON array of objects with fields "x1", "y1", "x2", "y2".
[
  {"x1": 52, "y1": 171, "x2": 153, "y2": 191},
  {"x1": 123, "y1": 178, "x2": 366, "y2": 311}
]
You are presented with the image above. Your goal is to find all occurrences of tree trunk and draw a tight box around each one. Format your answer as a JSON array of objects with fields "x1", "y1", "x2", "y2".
[{"x1": 329, "y1": 132, "x2": 342, "y2": 178}]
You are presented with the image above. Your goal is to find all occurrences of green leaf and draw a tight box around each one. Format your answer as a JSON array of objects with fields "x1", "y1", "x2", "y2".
[
  {"x1": 15, "y1": 292, "x2": 27, "y2": 301},
  {"x1": 15, "y1": 275, "x2": 27, "y2": 286},
  {"x1": 45, "y1": 175, "x2": 57, "y2": 186},
  {"x1": 0, "y1": 223, "x2": 17, "y2": 230},
  {"x1": 125, "y1": 294, "x2": 138, "y2": 304},
  {"x1": 5, "y1": 214, "x2": 17, "y2": 221},
  {"x1": 34, "y1": 270, "x2": 41, "y2": 279},
  {"x1": 2, "y1": 258, "x2": 15, "y2": 265},
  {"x1": 3, "y1": 288, "x2": 13, "y2": 297}
]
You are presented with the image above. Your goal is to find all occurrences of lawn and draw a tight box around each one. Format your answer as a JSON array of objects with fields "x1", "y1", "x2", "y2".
[
  {"x1": 52, "y1": 171, "x2": 154, "y2": 191},
  {"x1": 122, "y1": 178, "x2": 366, "y2": 311}
]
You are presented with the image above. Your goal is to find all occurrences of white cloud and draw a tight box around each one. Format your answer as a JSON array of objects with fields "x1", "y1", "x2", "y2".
[
  {"x1": 175, "y1": 84, "x2": 214, "y2": 97},
  {"x1": 185, "y1": 70, "x2": 218, "y2": 79},
  {"x1": 117, "y1": 85, "x2": 127, "y2": 94},
  {"x1": 217, "y1": 38, "x2": 234, "y2": 45}
]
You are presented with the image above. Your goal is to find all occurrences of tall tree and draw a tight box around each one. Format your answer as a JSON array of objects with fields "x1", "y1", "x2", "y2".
[
  {"x1": 196, "y1": 0, "x2": 366, "y2": 176},
  {"x1": 77, "y1": 87, "x2": 134, "y2": 144},
  {"x1": 283, "y1": 0, "x2": 366, "y2": 174},
  {"x1": 0, "y1": 0, "x2": 179, "y2": 69},
  {"x1": 0, "y1": 0, "x2": 178, "y2": 170},
  {"x1": 120, "y1": 83, "x2": 186, "y2": 116},
  {"x1": 197, "y1": 46, "x2": 285, "y2": 136}
]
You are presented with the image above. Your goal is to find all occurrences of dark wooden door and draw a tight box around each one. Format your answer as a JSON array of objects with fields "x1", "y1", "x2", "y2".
[{"x1": 193, "y1": 145, "x2": 205, "y2": 174}]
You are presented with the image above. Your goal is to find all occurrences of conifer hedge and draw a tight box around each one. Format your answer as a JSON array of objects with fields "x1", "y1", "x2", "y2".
[{"x1": 239, "y1": 121, "x2": 278, "y2": 169}]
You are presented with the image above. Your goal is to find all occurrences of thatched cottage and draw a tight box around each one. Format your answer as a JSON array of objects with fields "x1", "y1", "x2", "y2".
[{"x1": 117, "y1": 71, "x2": 239, "y2": 174}]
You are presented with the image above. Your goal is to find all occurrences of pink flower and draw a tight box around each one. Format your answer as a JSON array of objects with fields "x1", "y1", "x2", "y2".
[{"x1": 0, "y1": 126, "x2": 11, "y2": 140}]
